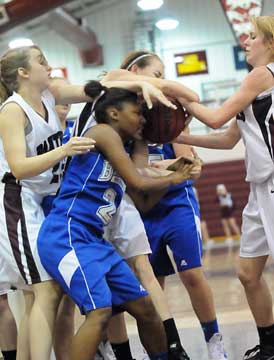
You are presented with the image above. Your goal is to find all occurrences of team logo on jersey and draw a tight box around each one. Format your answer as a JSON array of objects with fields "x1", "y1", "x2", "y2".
[
  {"x1": 180, "y1": 259, "x2": 188, "y2": 266},
  {"x1": 139, "y1": 284, "x2": 146, "y2": 292},
  {"x1": 98, "y1": 161, "x2": 114, "y2": 181}
]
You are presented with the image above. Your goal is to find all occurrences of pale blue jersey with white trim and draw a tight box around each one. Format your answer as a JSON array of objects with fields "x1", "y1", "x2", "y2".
[{"x1": 50, "y1": 150, "x2": 126, "y2": 236}]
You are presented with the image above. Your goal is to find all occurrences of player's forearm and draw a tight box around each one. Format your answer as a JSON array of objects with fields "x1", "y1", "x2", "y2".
[
  {"x1": 129, "y1": 188, "x2": 168, "y2": 213},
  {"x1": 131, "y1": 140, "x2": 149, "y2": 168},
  {"x1": 184, "y1": 102, "x2": 229, "y2": 129},
  {"x1": 10, "y1": 146, "x2": 67, "y2": 180},
  {"x1": 161, "y1": 80, "x2": 199, "y2": 102},
  {"x1": 104, "y1": 69, "x2": 199, "y2": 102},
  {"x1": 175, "y1": 132, "x2": 236, "y2": 149}
]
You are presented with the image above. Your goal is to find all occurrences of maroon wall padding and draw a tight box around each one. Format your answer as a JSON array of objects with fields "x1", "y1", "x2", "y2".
[{"x1": 195, "y1": 160, "x2": 249, "y2": 237}]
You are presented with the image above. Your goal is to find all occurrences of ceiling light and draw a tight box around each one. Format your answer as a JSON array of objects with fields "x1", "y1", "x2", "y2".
[
  {"x1": 9, "y1": 38, "x2": 34, "y2": 49},
  {"x1": 155, "y1": 18, "x2": 179, "y2": 31},
  {"x1": 137, "y1": 0, "x2": 163, "y2": 11}
]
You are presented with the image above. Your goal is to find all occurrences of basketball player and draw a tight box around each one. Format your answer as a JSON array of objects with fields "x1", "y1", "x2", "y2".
[
  {"x1": 0, "y1": 292, "x2": 17, "y2": 360},
  {"x1": 216, "y1": 184, "x2": 241, "y2": 242},
  {"x1": 103, "y1": 51, "x2": 227, "y2": 360},
  {"x1": 75, "y1": 53, "x2": 200, "y2": 360},
  {"x1": 36, "y1": 82, "x2": 197, "y2": 360},
  {"x1": 174, "y1": 15, "x2": 274, "y2": 360},
  {"x1": 0, "y1": 45, "x2": 172, "y2": 360}
]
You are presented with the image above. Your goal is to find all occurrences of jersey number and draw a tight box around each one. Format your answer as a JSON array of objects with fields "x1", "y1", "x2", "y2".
[{"x1": 96, "y1": 188, "x2": 117, "y2": 225}]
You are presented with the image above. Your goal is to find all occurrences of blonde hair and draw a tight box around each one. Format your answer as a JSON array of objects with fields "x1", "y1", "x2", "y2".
[
  {"x1": 251, "y1": 15, "x2": 274, "y2": 52},
  {"x1": 0, "y1": 45, "x2": 42, "y2": 103},
  {"x1": 120, "y1": 50, "x2": 162, "y2": 70}
]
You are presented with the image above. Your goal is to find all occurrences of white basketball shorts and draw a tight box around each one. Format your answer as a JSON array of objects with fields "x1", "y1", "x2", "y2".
[
  {"x1": 105, "y1": 193, "x2": 152, "y2": 259},
  {"x1": 240, "y1": 174, "x2": 274, "y2": 258},
  {"x1": 0, "y1": 183, "x2": 51, "y2": 292}
]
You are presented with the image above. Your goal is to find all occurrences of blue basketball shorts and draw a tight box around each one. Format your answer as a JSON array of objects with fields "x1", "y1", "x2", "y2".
[
  {"x1": 37, "y1": 216, "x2": 148, "y2": 314},
  {"x1": 143, "y1": 186, "x2": 203, "y2": 276}
]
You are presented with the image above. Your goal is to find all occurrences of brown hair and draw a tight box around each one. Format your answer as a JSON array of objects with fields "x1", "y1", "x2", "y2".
[
  {"x1": 251, "y1": 15, "x2": 274, "y2": 54},
  {"x1": 120, "y1": 50, "x2": 162, "y2": 70},
  {"x1": 0, "y1": 45, "x2": 42, "y2": 103}
]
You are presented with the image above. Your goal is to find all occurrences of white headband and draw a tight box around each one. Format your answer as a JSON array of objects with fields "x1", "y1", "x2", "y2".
[{"x1": 126, "y1": 54, "x2": 153, "y2": 70}]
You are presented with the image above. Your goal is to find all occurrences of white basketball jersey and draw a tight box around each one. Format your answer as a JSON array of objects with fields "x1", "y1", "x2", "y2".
[
  {"x1": 0, "y1": 90, "x2": 63, "y2": 195},
  {"x1": 237, "y1": 62, "x2": 274, "y2": 183}
]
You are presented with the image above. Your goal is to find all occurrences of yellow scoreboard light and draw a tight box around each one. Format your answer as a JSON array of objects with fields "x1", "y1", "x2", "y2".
[{"x1": 175, "y1": 51, "x2": 208, "y2": 77}]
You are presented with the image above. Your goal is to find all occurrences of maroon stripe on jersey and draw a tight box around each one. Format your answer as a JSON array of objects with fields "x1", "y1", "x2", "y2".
[
  {"x1": 269, "y1": 114, "x2": 274, "y2": 160},
  {"x1": 3, "y1": 184, "x2": 41, "y2": 284},
  {"x1": 252, "y1": 95, "x2": 273, "y2": 159}
]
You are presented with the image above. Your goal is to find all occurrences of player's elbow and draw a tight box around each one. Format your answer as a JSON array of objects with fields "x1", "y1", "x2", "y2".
[
  {"x1": 10, "y1": 164, "x2": 32, "y2": 180},
  {"x1": 192, "y1": 93, "x2": 200, "y2": 103}
]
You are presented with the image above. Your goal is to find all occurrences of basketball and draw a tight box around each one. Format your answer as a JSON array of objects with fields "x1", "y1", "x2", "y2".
[{"x1": 142, "y1": 98, "x2": 188, "y2": 143}]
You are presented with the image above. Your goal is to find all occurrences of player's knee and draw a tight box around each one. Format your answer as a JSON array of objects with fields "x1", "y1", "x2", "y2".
[
  {"x1": 130, "y1": 256, "x2": 154, "y2": 283},
  {"x1": 86, "y1": 307, "x2": 112, "y2": 330},
  {"x1": 134, "y1": 296, "x2": 159, "y2": 323},
  {"x1": 179, "y1": 268, "x2": 203, "y2": 288},
  {"x1": 32, "y1": 281, "x2": 63, "y2": 309},
  {"x1": 0, "y1": 294, "x2": 9, "y2": 314},
  {"x1": 237, "y1": 265, "x2": 259, "y2": 287},
  {"x1": 59, "y1": 295, "x2": 75, "y2": 317}
]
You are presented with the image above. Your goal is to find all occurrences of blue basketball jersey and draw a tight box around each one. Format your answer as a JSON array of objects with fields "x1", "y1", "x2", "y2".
[
  {"x1": 148, "y1": 143, "x2": 194, "y2": 210},
  {"x1": 50, "y1": 150, "x2": 126, "y2": 236}
]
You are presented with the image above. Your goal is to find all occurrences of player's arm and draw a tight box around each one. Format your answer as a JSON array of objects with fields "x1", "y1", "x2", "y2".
[
  {"x1": 180, "y1": 67, "x2": 273, "y2": 129},
  {"x1": 130, "y1": 140, "x2": 149, "y2": 168},
  {"x1": 150, "y1": 127, "x2": 201, "y2": 174},
  {"x1": 0, "y1": 104, "x2": 95, "y2": 179},
  {"x1": 174, "y1": 119, "x2": 241, "y2": 149},
  {"x1": 50, "y1": 79, "x2": 175, "y2": 110},
  {"x1": 103, "y1": 69, "x2": 200, "y2": 102},
  {"x1": 86, "y1": 124, "x2": 196, "y2": 193}
]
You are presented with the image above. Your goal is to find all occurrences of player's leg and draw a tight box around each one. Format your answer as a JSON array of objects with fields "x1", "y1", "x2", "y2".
[
  {"x1": 53, "y1": 294, "x2": 75, "y2": 360},
  {"x1": 239, "y1": 181, "x2": 274, "y2": 359},
  {"x1": 71, "y1": 307, "x2": 112, "y2": 360},
  {"x1": 16, "y1": 290, "x2": 33, "y2": 360},
  {"x1": 107, "y1": 194, "x2": 188, "y2": 359},
  {"x1": 107, "y1": 313, "x2": 133, "y2": 360},
  {"x1": 124, "y1": 296, "x2": 168, "y2": 359},
  {"x1": 227, "y1": 217, "x2": 240, "y2": 237},
  {"x1": 109, "y1": 257, "x2": 170, "y2": 360},
  {"x1": 127, "y1": 254, "x2": 189, "y2": 359},
  {"x1": 29, "y1": 280, "x2": 63, "y2": 360},
  {"x1": 237, "y1": 256, "x2": 272, "y2": 325},
  {"x1": 127, "y1": 254, "x2": 172, "y2": 322},
  {"x1": 178, "y1": 267, "x2": 227, "y2": 360},
  {"x1": 166, "y1": 187, "x2": 226, "y2": 360},
  {"x1": 0, "y1": 293, "x2": 17, "y2": 360},
  {"x1": 221, "y1": 219, "x2": 231, "y2": 238}
]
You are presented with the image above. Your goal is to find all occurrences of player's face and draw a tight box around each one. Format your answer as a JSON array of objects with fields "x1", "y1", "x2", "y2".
[
  {"x1": 117, "y1": 102, "x2": 146, "y2": 140},
  {"x1": 244, "y1": 25, "x2": 272, "y2": 67},
  {"x1": 55, "y1": 104, "x2": 71, "y2": 122},
  {"x1": 136, "y1": 58, "x2": 164, "y2": 79},
  {"x1": 25, "y1": 48, "x2": 52, "y2": 90}
]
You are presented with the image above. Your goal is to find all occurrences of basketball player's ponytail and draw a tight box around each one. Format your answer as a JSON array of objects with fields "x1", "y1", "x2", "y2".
[
  {"x1": 0, "y1": 79, "x2": 11, "y2": 104},
  {"x1": 84, "y1": 80, "x2": 107, "y2": 99}
]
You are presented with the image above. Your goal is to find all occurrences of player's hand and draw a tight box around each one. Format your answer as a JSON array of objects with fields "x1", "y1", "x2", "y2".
[
  {"x1": 172, "y1": 163, "x2": 196, "y2": 184},
  {"x1": 63, "y1": 136, "x2": 96, "y2": 156},
  {"x1": 140, "y1": 82, "x2": 177, "y2": 110},
  {"x1": 189, "y1": 149, "x2": 203, "y2": 179},
  {"x1": 150, "y1": 159, "x2": 175, "y2": 170}
]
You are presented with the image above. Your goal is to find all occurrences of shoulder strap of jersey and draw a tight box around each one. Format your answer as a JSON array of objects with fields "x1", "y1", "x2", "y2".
[{"x1": 266, "y1": 62, "x2": 274, "y2": 77}]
